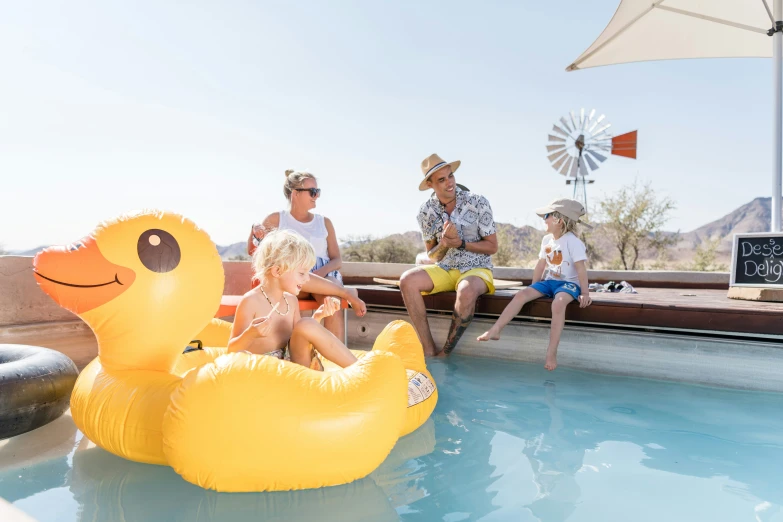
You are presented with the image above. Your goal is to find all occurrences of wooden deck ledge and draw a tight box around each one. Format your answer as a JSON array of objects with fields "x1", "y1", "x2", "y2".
[{"x1": 354, "y1": 284, "x2": 783, "y2": 339}]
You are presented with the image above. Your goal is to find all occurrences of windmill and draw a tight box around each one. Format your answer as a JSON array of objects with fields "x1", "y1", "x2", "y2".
[{"x1": 546, "y1": 109, "x2": 637, "y2": 215}]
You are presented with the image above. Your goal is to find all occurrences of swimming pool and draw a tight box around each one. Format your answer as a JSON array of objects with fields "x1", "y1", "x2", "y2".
[{"x1": 1, "y1": 355, "x2": 781, "y2": 521}]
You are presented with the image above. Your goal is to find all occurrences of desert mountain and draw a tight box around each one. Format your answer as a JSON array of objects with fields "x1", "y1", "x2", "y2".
[{"x1": 675, "y1": 197, "x2": 777, "y2": 254}]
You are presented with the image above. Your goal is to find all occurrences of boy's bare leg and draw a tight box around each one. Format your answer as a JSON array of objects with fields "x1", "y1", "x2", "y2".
[
  {"x1": 399, "y1": 268, "x2": 437, "y2": 356},
  {"x1": 477, "y1": 287, "x2": 544, "y2": 341},
  {"x1": 311, "y1": 292, "x2": 344, "y2": 342},
  {"x1": 545, "y1": 293, "x2": 574, "y2": 371},
  {"x1": 439, "y1": 276, "x2": 487, "y2": 356},
  {"x1": 289, "y1": 317, "x2": 358, "y2": 368}
]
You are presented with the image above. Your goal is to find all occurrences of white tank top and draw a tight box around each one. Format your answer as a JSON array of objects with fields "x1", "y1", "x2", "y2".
[{"x1": 278, "y1": 211, "x2": 329, "y2": 259}]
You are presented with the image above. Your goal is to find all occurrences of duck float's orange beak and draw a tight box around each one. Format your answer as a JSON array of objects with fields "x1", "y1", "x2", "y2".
[{"x1": 33, "y1": 236, "x2": 136, "y2": 314}]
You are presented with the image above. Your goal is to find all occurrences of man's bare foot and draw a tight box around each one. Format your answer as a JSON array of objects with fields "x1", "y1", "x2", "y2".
[
  {"x1": 434, "y1": 350, "x2": 449, "y2": 358},
  {"x1": 477, "y1": 328, "x2": 500, "y2": 342},
  {"x1": 544, "y1": 354, "x2": 558, "y2": 371}
]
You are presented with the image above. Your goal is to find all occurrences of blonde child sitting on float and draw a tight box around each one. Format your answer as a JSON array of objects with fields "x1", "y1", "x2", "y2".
[
  {"x1": 478, "y1": 199, "x2": 592, "y2": 371},
  {"x1": 228, "y1": 229, "x2": 358, "y2": 370}
]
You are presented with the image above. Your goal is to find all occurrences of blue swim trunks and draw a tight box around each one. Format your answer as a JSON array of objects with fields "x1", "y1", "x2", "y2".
[{"x1": 530, "y1": 279, "x2": 581, "y2": 300}]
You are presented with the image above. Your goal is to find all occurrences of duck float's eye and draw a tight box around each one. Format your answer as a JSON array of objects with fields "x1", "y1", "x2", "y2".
[{"x1": 137, "y1": 229, "x2": 181, "y2": 273}]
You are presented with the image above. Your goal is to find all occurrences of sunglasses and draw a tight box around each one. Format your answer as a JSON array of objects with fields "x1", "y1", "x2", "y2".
[
  {"x1": 294, "y1": 188, "x2": 321, "y2": 198},
  {"x1": 543, "y1": 213, "x2": 551, "y2": 220}
]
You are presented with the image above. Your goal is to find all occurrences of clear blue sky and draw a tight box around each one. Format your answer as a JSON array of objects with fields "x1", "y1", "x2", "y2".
[{"x1": 0, "y1": 1, "x2": 772, "y2": 251}]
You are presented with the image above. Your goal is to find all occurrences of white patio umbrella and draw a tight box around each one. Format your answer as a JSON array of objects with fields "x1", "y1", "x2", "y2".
[{"x1": 567, "y1": 0, "x2": 783, "y2": 232}]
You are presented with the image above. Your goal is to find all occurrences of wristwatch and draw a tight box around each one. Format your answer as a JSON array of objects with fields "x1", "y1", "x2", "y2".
[{"x1": 459, "y1": 239, "x2": 466, "y2": 250}]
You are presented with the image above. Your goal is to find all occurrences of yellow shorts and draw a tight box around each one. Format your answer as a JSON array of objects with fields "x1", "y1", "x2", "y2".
[{"x1": 420, "y1": 266, "x2": 495, "y2": 295}]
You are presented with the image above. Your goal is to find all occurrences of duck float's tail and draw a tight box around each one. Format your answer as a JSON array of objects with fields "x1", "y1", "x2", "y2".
[
  {"x1": 370, "y1": 320, "x2": 427, "y2": 372},
  {"x1": 369, "y1": 320, "x2": 438, "y2": 436},
  {"x1": 325, "y1": 320, "x2": 439, "y2": 437}
]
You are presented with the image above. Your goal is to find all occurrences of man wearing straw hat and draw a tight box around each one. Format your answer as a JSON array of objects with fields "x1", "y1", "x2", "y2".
[{"x1": 400, "y1": 153, "x2": 498, "y2": 357}]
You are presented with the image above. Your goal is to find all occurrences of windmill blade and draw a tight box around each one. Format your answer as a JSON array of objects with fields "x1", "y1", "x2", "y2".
[
  {"x1": 569, "y1": 111, "x2": 578, "y2": 131},
  {"x1": 583, "y1": 110, "x2": 594, "y2": 133},
  {"x1": 548, "y1": 134, "x2": 566, "y2": 143},
  {"x1": 546, "y1": 144, "x2": 567, "y2": 153},
  {"x1": 588, "y1": 114, "x2": 606, "y2": 133},
  {"x1": 590, "y1": 136, "x2": 613, "y2": 147},
  {"x1": 547, "y1": 149, "x2": 568, "y2": 163},
  {"x1": 559, "y1": 117, "x2": 573, "y2": 133},
  {"x1": 560, "y1": 156, "x2": 573, "y2": 175},
  {"x1": 552, "y1": 124, "x2": 569, "y2": 138},
  {"x1": 586, "y1": 150, "x2": 607, "y2": 163},
  {"x1": 552, "y1": 153, "x2": 569, "y2": 171},
  {"x1": 584, "y1": 153, "x2": 600, "y2": 171},
  {"x1": 592, "y1": 123, "x2": 612, "y2": 137},
  {"x1": 569, "y1": 157, "x2": 579, "y2": 177},
  {"x1": 579, "y1": 108, "x2": 586, "y2": 132}
]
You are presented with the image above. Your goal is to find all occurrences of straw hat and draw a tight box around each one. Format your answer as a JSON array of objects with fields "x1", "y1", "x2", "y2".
[
  {"x1": 535, "y1": 198, "x2": 588, "y2": 223},
  {"x1": 419, "y1": 153, "x2": 461, "y2": 191}
]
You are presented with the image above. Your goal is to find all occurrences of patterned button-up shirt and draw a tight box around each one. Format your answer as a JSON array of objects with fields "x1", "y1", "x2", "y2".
[{"x1": 417, "y1": 187, "x2": 497, "y2": 272}]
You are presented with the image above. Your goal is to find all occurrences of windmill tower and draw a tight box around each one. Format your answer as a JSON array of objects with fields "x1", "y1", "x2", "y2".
[{"x1": 546, "y1": 109, "x2": 637, "y2": 216}]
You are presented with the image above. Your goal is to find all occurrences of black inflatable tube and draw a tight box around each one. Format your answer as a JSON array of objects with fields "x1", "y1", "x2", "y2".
[{"x1": 0, "y1": 344, "x2": 79, "y2": 440}]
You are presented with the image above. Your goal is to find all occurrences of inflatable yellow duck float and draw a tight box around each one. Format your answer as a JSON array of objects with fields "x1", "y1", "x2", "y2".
[{"x1": 33, "y1": 210, "x2": 436, "y2": 492}]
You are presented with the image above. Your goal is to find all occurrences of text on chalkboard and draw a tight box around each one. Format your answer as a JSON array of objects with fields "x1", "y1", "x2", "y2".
[{"x1": 732, "y1": 234, "x2": 783, "y2": 286}]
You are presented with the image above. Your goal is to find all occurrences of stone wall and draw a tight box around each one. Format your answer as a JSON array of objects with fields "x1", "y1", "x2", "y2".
[
  {"x1": 0, "y1": 256, "x2": 78, "y2": 327},
  {"x1": 0, "y1": 256, "x2": 730, "y2": 327}
]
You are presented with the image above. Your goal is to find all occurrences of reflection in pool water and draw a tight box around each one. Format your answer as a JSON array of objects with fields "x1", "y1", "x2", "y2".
[{"x1": 1, "y1": 355, "x2": 782, "y2": 521}]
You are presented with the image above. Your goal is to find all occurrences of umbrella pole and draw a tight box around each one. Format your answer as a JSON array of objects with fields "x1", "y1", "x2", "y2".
[{"x1": 774, "y1": 0, "x2": 783, "y2": 232}]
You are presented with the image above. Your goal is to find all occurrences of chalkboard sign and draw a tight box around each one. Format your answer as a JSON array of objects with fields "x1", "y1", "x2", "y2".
[{"x1": 730, "y1": 233, "x2": 783, "y2": 288}]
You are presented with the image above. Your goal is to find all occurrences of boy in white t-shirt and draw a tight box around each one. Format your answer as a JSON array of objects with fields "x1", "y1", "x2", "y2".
[{"x1": 478, "y1": 199, "x2": 592, "y2": 371}]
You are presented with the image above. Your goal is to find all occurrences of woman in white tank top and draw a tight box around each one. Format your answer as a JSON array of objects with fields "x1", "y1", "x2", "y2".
[
  {"x1": 277, "y1": 210, "x2": 341, "y2": 283},
  {"x1": 247, "y1": 169, "x2": 358, "y2": 342}
]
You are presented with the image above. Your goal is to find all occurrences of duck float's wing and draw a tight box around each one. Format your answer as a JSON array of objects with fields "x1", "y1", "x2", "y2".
[
  {"x1": 71, "y1": 358, "x2": 181, "y2": 465},
  {"x1": 170, "y1": 347, "x2": 226, "y2": 377},
  {"x1": 191, "y1": 318, "x2": 232, "y2": 348},
  {"x1": 162, "y1": 350, "x2": 407, "y2": 492}
]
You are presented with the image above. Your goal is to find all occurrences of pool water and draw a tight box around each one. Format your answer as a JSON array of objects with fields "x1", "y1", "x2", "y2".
[{"x1": 1, "y1": 355, "x2": 782, "y2": 522}]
